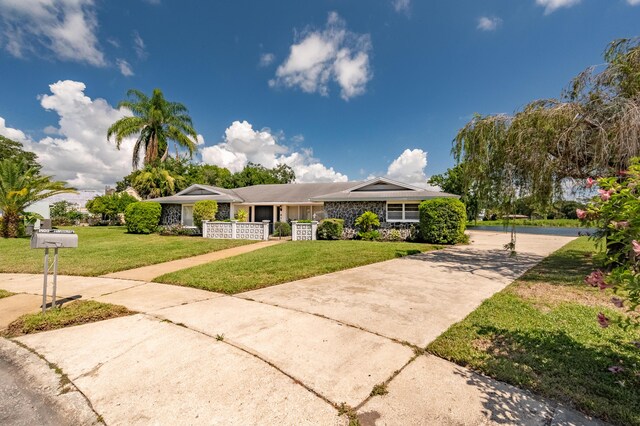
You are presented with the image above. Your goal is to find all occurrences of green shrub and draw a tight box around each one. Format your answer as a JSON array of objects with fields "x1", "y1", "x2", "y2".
[
  {"x1": 359, "y1": 230, "x2": 380, "y2": 241},
  {"x1": 273, "y1": 221, "x2": 291, "y2": 237},
  {"x1": 355, "y1": 211, "x2": 380, "y2": 239},
  {"x1": 193, "y1": 200, "x2": 218, "y2": 230},
  {"x1": 235, "y1": 209, "x2": 248, "y2": 222},
  {"x1": 317, "y1": 218, "x2": 344, "y2": 240},
  {"x1": 124, "y1": 202, "x2": 161, "y2": 234},
  {"x1": 419, "y1": 198, "x2": 467, "y2": 244}
]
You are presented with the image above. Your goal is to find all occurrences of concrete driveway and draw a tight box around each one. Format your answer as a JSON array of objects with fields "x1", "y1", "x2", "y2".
[{"x1": 1, "y1": 231, "x2": 605, "y2": 425}]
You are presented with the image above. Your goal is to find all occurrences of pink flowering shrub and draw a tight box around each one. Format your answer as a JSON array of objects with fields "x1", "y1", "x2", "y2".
[{"x1": 579, "y1": 158, "x2": 640, "y2": 330}]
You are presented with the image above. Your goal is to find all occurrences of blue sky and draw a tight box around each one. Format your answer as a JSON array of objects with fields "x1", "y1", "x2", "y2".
[{"x1": 0, "y1": 0, "x2": 639, "y2": 188}]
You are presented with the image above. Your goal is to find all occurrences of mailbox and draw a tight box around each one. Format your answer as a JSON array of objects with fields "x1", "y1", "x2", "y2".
[
  {"x1": 31, "y1": 229, "x2": 78, "y2": 249},
  {"x1": 30, "y1": 229, "x2": 78, "y2": 313}
]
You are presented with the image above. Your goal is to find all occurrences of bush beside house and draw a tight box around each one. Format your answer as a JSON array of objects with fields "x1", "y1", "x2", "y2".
[
  {"x1": 317, "y1": 218, "x2": 344, "y2": 240},
  {"x1": 273, "y1": 221, "x2": 291, "y2": 237},
  {"x1": 355, "y1": 211, "x2": 381, "y2": 241},
  {"x1": 124, "y1": 202, "x2": 161, "y2": 234},
  {"x1": 193, "y1": 200, "x2": 218, "y2": 230},
  {"x1": 419, "y1": 198, "x2": 466, "y2": 244}
]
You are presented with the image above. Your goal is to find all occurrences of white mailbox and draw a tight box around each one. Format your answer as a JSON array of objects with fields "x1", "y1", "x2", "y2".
[
  {"x1": 30, "y1": 229, "x2": 78, "y2": 313},
  {"x1": 30, "y1": 229, "x2": 78, "y2": 249}
]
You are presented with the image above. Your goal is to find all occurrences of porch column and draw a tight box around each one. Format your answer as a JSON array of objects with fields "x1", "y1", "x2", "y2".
[
  {"x1": 273, "y1": 205, "x2": 278, "y2": 223},
  {"x1": 250, "y1": 205, "x2": 255, "y2": 222},
  {"x1": 282, "y1": 205, "x2": 288, "y2": 222}
]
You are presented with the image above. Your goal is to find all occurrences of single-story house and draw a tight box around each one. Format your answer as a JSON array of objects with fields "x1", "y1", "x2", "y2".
[{"x1": 148, "y1": 177, "x2": 458, "y2": 235}]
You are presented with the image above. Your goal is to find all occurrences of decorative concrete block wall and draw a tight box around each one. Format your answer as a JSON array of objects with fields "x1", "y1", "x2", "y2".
[
  {"x1": 291, "y1": 221, "x2": 318, "y2": 241},
  {"x1": 203, "y1": 220, "x2": 270, "y2": 240},
  {"x1": 160, "y1": 204, "x2": 181, "y2": 225}
]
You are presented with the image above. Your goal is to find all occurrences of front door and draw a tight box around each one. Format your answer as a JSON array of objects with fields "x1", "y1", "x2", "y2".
[{"x1": 254, "y1": 206, "x2": 274, "y2": 233}]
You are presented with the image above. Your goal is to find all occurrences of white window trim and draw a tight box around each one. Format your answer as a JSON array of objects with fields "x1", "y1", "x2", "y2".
[
  {"x1": 386, "y1": 202, "x2": 420, "y2": 222},
  {"x1": 181, "y1": 204, "x2": 194, "y2": 226}
]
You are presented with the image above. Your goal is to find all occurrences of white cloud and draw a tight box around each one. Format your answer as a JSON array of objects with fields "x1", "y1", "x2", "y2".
[
  {"x1": 259, "y1": 52, "x2": 275, "y2": 67},
  {"x1": 116, "y1": 58, "x2": 134, "y2": 76},
  {"x1": 0, "y1": 0, "x2": 105, "y2": 66},
  {"x1": 385, "y1": 149, "x2": 432, "y2": 188},
  {"x1": 290, "y1": 134, "x2": 305, "y2": 143},
  {"x1": 133, "y1": 31, "x2": 147, "y2": 59},
  {"x1": 201, "y1": 120, "x2": 348, "y2": 182},
  {"x1": 272, "y1": 12, "x2": 372, "y2": 101},
  {"x1": 477, "y1": 16, "x2": 502, "y2": 31},
  {"x1": 0, "y1": 80, "x2": 134, "y2": 189},
  {"x1": 0, "y1": 117, "x2": 30, "y2": 143},
  {"x1": 535, "y1": 0, "x2": 581, "y2": 14},
  {"x1": 628, "y1": 0, "x2": 640, "y2": 5},
  {"x1": 392, "y1": 0, "x2": 411, "y2": 15},
  {"x1": 43, "y1": 125, "x2": 59, "y2": 135}
]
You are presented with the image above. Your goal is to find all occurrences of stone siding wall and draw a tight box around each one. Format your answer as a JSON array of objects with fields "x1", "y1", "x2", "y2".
[
  {"x1": 324, "y1": 201, "x2": 386, "y2": 228},
  {"x1": 324, "y1": 201, "x2": 420, "y2": 241},
  {"x1": 160, "y1": 204, "x2": 181, "y2": 225},
  {"x1": 216, "y1": 203, "x2": 230, "y2": 221}
]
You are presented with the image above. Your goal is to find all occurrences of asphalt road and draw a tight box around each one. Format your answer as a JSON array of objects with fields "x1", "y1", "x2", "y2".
[{"x1": 0, "y1": 355, "x2": 69, "y2": 426}]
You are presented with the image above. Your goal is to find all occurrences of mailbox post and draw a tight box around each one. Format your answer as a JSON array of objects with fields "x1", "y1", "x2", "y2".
[{"x1": 30, "y1": 230, "x2": 78, "y2": 313}]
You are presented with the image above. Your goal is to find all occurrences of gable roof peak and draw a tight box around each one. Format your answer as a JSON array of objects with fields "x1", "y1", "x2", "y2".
[{"x1": 346, "y1": 176, "x2": 424, "y2": 193}]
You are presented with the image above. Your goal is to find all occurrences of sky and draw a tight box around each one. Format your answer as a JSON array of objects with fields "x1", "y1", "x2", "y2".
[{"x1": 0, "y1": 0, "x2": 639, "y2": 189}]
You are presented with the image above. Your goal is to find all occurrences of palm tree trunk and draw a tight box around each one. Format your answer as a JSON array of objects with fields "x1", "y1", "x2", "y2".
[{"x1": 1, "y1": 209, "x2": 21, "y2": 238}]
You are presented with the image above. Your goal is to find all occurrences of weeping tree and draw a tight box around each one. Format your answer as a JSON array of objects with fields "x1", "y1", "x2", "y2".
[
  {"x1": 107, "y1": 89, "x2": 198, "y2": 169},
  {"x1": 454, "y1": 38, "x2": 640, "y2": 222}
]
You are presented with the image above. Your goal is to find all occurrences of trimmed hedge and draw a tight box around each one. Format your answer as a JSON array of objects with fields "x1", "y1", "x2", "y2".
[
  {"x1": 193, "y1": 200, "x2": 218, "y2": 230},
  {"x1": 273, "y1": 221, "x2": 291, "y2": 237},
  {"x1": 317, "y1": 218, "x2": 344, "y2": 240},
  {"x1": 419, "y1": 198, "x2": 467, "y2": 244},
  {"x1": 124, "y1": 202, "x2": 161, "y2": 234}
]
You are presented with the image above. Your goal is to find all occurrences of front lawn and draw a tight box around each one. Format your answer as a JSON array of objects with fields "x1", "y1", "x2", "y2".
[
  {"x1": 428, "y1": 237, "x2": 640, "y2": 426},
  {"x1": 155, "y1": 240, "x2": 439, "y2": 294},
  {"x1": 468, "y1": 218, "x2": 580, "y2": 227},
  {"x1": 0, "y1": 226, "x2": 256, "y2": 276},
  {"x1": 2, "y1": 300, "x2": 133, "y2": 338}
]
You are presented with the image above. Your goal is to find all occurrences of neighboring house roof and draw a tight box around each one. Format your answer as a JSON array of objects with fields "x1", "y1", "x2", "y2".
[
  {"x1": 310, "y1": 177, "x2": 459, "y2": 202},
  {"x1": 145, "y1": 178, "x2": 457, "y2": 204},
  {"x1": 232, "y1": 182, "x2": 358, "y2": 204}
]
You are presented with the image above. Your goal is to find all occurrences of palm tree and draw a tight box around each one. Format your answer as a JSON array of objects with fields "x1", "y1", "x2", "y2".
[
  {"x1": 107, "y1": 89, "x2": 198, "y2": 169},
  {"x1": 132, "y1": 167, "x2": 185, "y2": 199},
  {"x1": 0, "y1": 159, "x2": 76, "y2": 238}
]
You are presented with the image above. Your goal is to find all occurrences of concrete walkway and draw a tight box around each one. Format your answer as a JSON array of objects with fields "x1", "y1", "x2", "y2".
[
  {"x1": 0, "y1": 231, "x2": 607, "y2": 425},
  {"x1": 101, "y1": 239, "x2": 284, "y2": 281}
]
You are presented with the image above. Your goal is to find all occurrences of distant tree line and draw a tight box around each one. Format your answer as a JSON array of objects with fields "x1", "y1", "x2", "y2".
[{"x1": 116, "y1": 157, "x2": 296, "y2": 199}]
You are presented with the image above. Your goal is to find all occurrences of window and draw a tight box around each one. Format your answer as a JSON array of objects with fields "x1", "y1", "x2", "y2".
[{"x1": 386, "y1": 203, "x2": 420, "y2": 222}]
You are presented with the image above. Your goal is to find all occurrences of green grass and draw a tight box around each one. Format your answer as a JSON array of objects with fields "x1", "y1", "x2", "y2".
[
  {"x1": 468, "y1": 218, "x2": 581, "y2": 228},
  {"x1": 2, "y1": 300, "x2": 134, "y2": 337},
  {"x1": 0, "y1": 226, "x2": 256, "y2": 276},
  {"x1": 156, "y1": 240, "x2": 439, "y2": 294},
  {"x1": 428, "y1": 237, "x2": 640, "y2": 426},
  {"x1": 0, "y1": 289, "x2": 14, "y2": 299}
]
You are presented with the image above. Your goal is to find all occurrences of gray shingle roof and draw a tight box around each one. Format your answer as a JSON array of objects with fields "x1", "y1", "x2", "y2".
[
  {"x1": 232, "y1": 182, "x2": 358, "y2": 203},
  {"x1": 145, "y1": 194, "x2": 242, "y2": 204},
  {"x1": 145, "y1": 178, "x2": 458, "y2": 204},
  {"x1": 310, "y1": 189, "x2": 458, "y2": 202}
]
